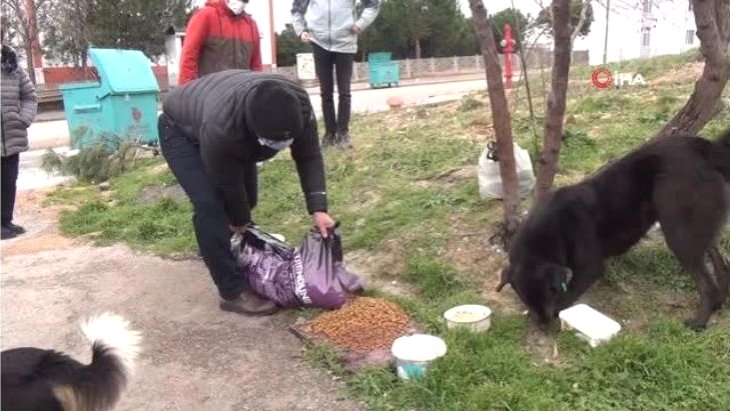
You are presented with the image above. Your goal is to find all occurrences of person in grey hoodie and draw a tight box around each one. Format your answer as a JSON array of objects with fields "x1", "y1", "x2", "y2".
[
  {"x1": 292, "y1": 0, "x2": 380, "y2": 148},
  {"x1": 1, "y1": 43, "x2": 37, "y2": 240}
]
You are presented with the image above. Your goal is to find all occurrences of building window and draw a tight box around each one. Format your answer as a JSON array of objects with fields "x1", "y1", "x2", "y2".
[
  {"x1": 686, "y1": 29, "x2": 695, "y2": 45},
  {"x1": 642, "y1": 28, "x2": 651, "y2": 46}
]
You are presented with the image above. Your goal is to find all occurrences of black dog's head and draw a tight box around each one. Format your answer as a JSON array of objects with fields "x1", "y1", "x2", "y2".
[{"x1": 496, "y1": 260, "x2": 572, "y2": 327}]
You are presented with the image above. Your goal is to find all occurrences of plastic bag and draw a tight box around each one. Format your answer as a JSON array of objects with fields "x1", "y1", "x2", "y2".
[
  {"x1": 231, "y1": 226, "x2": 303, "y2": 308},
  {"x1": 478, "y1": 141, "x2": 535, "y2": 199},
  {"x1": 298, "y1": 225, "x2": 364, "y2": 309},
  {"x1": 231, "y1": 224, "x2": 363, "y2": 309}
]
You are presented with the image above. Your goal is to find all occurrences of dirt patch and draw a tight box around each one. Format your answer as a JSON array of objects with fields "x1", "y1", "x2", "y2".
[
  {"x1": 345, "y1": 248, "x2": 412, "y2": 296},
  {"x1": 3, "y1": 233, "x2": 76, "y2": 256},
  {"x1": 148, "y1": 163, "x2": 171, "y2": 174},
  {"x1": 524, "y1": 327, "x2": 564, "y2": 366},
  {"x1": 415, "y1": 165, "x2": 476, "y2": 189},
  {"x1": 442, "y1": 214, "x2": 525, "y2": 316},
  {"x1": 654, "y1": 62, "x2": 703, "y2": 85},
  {"x1": 342, "y1": 190, "x2": 382, "y2": 214},
  {"x1": 137, "y1": 183, "x2": 187, "y2": 204},
  {"x1": 2, "y1": 189, "x2": 77, "y2": 257}
]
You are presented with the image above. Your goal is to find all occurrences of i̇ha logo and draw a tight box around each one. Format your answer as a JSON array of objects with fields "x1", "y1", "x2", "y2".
[
  {"x1": 592, "y1": 67, "x2": 647, "y2": 89},
  {"x1": 591, "y1": 67, "x2": 613, "y2": 89}
]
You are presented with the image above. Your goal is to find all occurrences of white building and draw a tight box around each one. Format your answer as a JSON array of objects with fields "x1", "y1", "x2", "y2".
[{"x1": 461, "y1": 0, "x2": 698, "y2": 66}]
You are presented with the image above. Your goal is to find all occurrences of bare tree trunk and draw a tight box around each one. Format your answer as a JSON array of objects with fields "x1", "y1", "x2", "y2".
[
  {"x1": 571, "y1": 0, "x2": 591, "y2": 47},
  {"x1": 535, "y1": 0, "x2": 572, "y2": 202},
  {"x1": 468, "y1": 0, "x2": 521, "y2": 240},
  {"x1": 415, "y1": 37, "x2": 422, "y2": 60},
  {"x1": 23, "y1": 43, "x2": 37, "y2": 84},
  {"x1": 655, "y1": 0, "x2": 730, "y2": 139}
]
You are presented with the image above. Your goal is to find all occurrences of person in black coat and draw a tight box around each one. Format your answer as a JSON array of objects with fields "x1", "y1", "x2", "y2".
[{"x1": 159, "y1": 70, "x2": 335, "y2": 315}]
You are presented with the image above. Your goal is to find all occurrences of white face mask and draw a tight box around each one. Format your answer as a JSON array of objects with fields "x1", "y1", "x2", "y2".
[{"x1": 226, "y1": 0, "x2": 247, "y2": 15}]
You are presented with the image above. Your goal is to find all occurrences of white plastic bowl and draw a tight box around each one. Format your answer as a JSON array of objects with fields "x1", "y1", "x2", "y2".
[
  {"x1": 443, "y1": 304, "x2": 492, "y2": 332},
  {"x1": 391, "y1": 334, "x2": 447, "y2": 380},
  {"x1": 559, "y1": 304, "x2": 621, "y2": 348}
]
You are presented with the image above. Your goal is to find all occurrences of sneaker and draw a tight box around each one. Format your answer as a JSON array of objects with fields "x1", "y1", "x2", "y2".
[
  {"x1": 322, "y1": 132, "x2": 337, "y2": 148},
  {"x1": 3, "y1": 222, "x2": 25, "y2": 235},
  {"x1": 219, "y1": 290, "x2": 279, "y2": 316},
  {"x1": 1, "y1": 226, "x2": 17, "y2": 240}
]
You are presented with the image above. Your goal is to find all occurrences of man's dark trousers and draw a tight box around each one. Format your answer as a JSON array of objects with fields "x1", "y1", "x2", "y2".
[
  {"x1": 158, "y1": 114, "x2": 255, "y2": 300},
  {"x1": 312, "y1": 42, "x2": 355, "y2": 135},
  {"x1": 1, "y1": 153, "x2": 20, "y2": 226}
]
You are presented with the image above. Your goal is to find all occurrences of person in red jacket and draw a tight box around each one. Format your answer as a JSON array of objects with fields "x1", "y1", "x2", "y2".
[{"x1": 178, "y1": 0, "x2": 262, "y2": 86}]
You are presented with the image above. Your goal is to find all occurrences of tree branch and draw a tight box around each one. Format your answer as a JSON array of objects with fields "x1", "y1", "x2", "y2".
[
  {"x1": 469, "y1": 0, "x2": 522, "y2": 237},
  {"x1": 571, "y1": 0, "x2": 591, "y2": 46},
  {"x1": 535, "y1": 0, "x2": 572, "y2": 202},
  {"x1": 655, "y1": 0, "x2": 730, "y2": 139}
]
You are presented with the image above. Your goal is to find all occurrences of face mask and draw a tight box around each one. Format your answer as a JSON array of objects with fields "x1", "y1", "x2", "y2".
[
  {"x1": 258, "y1": 136, "x2": 294, "y2": 151},
  {"x1": 226, "y1": 0, "x2": 247, "y2": 15}
]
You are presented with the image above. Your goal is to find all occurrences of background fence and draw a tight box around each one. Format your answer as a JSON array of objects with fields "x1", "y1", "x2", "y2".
[{"x1": 274, "y1": 49, "x2": 590, "y2": 85}]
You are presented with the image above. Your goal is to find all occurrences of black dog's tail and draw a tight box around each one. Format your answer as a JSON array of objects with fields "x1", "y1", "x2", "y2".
[
  {"x1": 712, "y1": 128, "x2": 730, "y2": 181},
  {"x1": 53, "y1": 313, "x2": 142, "y2": 411}
]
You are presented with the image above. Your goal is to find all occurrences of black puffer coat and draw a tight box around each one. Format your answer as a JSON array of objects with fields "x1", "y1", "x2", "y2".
[{"x1": 163, "y1": 70, "x2": 327, "y2": 226}]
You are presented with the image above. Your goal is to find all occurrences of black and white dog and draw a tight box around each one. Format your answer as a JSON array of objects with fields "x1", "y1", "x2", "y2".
[
  {"x1": 2, "y1": 313, "x2": 141, "y2": 410},
  {"x1": 498, "y1": 129, "x2": 730, "y2": 330}
]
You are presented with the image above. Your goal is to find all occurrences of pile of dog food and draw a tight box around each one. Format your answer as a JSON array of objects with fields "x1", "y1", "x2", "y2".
[{"x1": 308, "y1": 297, "x2": 410, "y2": 352}]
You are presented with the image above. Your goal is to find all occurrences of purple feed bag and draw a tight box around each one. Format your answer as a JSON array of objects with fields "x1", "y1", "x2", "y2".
[{"x1": 231, "y1": 224, "x2": 363, "y2": 309}]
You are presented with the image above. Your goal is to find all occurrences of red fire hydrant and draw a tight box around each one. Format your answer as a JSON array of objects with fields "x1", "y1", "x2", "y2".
[{"x1": 500, "y1": 24, "x2": 516, "y2": 89}]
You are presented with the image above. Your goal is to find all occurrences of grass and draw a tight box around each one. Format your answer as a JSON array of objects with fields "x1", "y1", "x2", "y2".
[
  {"x1": 47, "y1": 53, "x2": 730, "y2": 410},
  {"x1": 346, "y1": 320, "x2": 730, "y2": 411}
]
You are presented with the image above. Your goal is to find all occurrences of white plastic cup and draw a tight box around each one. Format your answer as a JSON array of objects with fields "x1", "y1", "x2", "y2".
[{"x1": 390, "y1": 334, "x2": 447, "y2": 380}]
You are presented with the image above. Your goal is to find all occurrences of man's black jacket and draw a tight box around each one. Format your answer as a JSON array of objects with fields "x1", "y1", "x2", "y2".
[{"x1": 163, "y1": 70, "x2": 327, "y2": 226}]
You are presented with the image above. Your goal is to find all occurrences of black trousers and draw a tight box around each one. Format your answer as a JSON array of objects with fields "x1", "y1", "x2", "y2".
[
  {"x1": 312, "y1": 42, "x2": 355, "y2": 134},
  {"x1": 1, "y1": 154, "x2": 20, "y2": 226},
  {"x1": 158, "y1": 114, "x2": 256, "y2": 300}
]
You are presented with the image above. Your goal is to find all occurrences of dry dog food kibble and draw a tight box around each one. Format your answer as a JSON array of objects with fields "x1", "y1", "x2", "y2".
[{"x1": 308, "y1": 297, "x2": 410, "y2": 352}]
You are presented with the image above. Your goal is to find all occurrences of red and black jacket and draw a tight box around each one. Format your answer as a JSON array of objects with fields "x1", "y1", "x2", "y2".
[{"x1": 179, "y1": 0, "x2": 262, "y2": 86}]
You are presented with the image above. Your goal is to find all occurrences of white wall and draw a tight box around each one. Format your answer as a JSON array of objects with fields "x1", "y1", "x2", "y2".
[
  {"x1": 461, "y1": 0, "x2": 697, "y2": 66},
  {"x1": 247, "y1": 0, "x2": 275, "y2": 67}
]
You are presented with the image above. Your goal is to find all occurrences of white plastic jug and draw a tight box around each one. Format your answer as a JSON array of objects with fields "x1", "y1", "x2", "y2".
[{"x1": 478, "y1": 142, "x2": 535, "y2": 199}]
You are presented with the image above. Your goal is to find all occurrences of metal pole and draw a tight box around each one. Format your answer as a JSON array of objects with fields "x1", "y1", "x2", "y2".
[
  {"x1": 269, "y1": 0, "x2": 277, "y2": 69},
  {"x1": 603, "y1": 0, "x2": 611, "y2": 64}
]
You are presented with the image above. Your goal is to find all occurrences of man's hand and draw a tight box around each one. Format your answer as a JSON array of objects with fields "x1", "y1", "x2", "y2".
[
  {"x1": 312, "y1": 212, "x2": 335, "y2": 238},
  {"x1": 351, "y1": 24, "x2": 363, "y2": 34},
  {"x1": 300, "y1": 31, "x2": 312, "y2": 43},
  {"x1": 229, "y1": 225, "x2": 247, "y2": 235}
]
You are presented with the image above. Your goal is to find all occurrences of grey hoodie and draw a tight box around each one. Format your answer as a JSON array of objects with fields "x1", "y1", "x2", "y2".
[{"x1": 291, "y1": 0, "x2": 380, "y2": 54}]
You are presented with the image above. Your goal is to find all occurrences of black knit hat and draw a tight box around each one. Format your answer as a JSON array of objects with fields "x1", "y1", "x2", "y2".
[{"x1": 246, "y1": 80, "x2": 304, "y2": 140}]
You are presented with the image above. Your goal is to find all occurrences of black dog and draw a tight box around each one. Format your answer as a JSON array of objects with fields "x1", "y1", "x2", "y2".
[
  {"x1": 1, "y1": 313, "x2": 141, "y2": 411},
  {"x1": 497, "y1": 129, "x2": 730, "y2": 330}
]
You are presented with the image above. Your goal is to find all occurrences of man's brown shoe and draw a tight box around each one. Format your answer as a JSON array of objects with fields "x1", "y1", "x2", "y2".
[{"x1": 220, "y1": 290, "x2": 279, "y2": 316}]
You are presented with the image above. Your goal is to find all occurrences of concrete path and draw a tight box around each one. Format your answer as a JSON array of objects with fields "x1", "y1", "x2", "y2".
[
  {"x1": 28, "y1": 74, "x2": 486, "y2": 151},
  {"x1": 1, "y1": 187, "x2": 363, "y2": 410}
]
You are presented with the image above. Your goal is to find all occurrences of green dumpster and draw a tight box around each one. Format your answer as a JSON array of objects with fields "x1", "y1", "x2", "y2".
[
  {"x1": 368, "y1": 52, "x2": 400, "y2": 88},
  {"x1": 60, "y1": 48, "x2": 160, "y2": 149}
]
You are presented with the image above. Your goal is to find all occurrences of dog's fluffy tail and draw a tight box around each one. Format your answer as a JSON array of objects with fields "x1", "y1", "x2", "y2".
[{"x1": 53, "y1": 313, "x2": 141, "y2": 411}]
